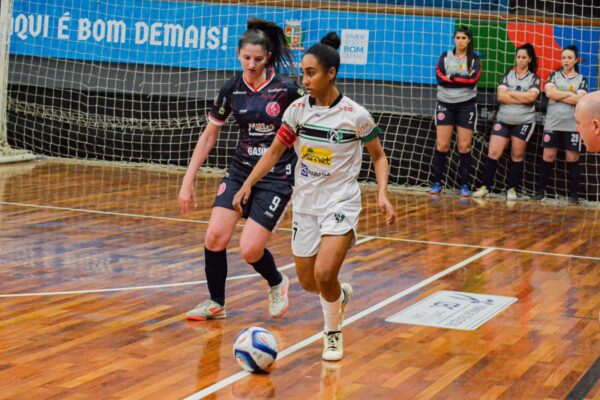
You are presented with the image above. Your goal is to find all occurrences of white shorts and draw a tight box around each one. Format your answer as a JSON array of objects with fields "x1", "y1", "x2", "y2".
[{"x1": 291, "y1": 203, "x2": 361, "y2": 257}]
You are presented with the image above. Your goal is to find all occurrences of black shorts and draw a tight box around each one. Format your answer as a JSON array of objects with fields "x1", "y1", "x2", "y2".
[
  {"x1": 435, "y1": 98, "x2": 477, "y2": 130},
  {"x1": 542, "y1": 130, "x2": 581, "y2": 151},
  {"x1": 212, "y1": 172, "x2": 292, "y2": 232},
  {"x1": 491, "y1": 120, "x2": 536, "y2": 142}
]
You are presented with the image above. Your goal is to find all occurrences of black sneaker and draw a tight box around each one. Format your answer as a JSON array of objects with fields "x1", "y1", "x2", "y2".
[{"x1": 532, "y1": 192, "x2": 545, "y2": 201}]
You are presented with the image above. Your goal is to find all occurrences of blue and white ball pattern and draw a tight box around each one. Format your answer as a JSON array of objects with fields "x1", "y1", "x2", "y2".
[{"x1": 233, "y1": 327, "x2": 278, "y2": 373}]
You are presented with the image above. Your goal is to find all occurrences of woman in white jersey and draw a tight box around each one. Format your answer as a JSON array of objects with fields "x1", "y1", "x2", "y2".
[
  {"x1": 431, "y1": 26, "x2": 482, "y2": 196},
  {"x1": 535, "y1": 45, "x2": 588, "y2": 204},
  {"x1": 473, "y1": 43, "x2": 540, "y2": 200},
  {"x1": 233, "y1": 32, "x2": 397, "y2": 361}
]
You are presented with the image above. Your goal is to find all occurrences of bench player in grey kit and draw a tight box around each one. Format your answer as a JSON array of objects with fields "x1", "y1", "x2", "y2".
[
  {"x1": 535, "y1": 45, "x2": 588, "y2": 204},
  {"x1": 473, "y1": 43, "x2": 541, "y2": 200},
  {"x1": 431, "y1": 25, "x2": 482, "y2": 196}
]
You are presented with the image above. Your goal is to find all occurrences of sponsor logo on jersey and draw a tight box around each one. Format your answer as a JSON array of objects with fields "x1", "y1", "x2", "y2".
[
  {"x1": 338, "y1": 105, "x2": 353, "y2": 112},
  {"x1": 266, "y1": 102, "x2": 280, "y2": 117},
  {"x1": 268, "y1": 88, "x2": 286, "y2": 93},
  {"x1": 239, "y1": 109, "x2": 248, "y2": 114},
  {"x1": 292, "y1": 102, "x2": 305, "y2": 108},
  {"x1": 218, "y1": 106, "x2": 226, "y2": 115},
  {"x1": 248, "y1": 146, "x2": 268, "y2": 156},
  {"x1": 297, "y1": 88, "x2": 305, "y2": 96},
  {"x1": 301, "y1": 146, "x2": 332, "y2": 166},
  {"x1": 493, "y1": 123, "x2": 502, "y2": 131},
  {"x1": 300, "y1": 163, "x2": 331, "y2": 178},
  {"x1": 233, "y1": 90, "x2": 246, "y2": 95},
  {"x1": 217, "y1": 182, "x2": 226, "y2": 196},
  {"x1": 264, "y1": 210, "x2": 274, "y2": 218},
  {"x1": 357, "y1": 118, "x2": 375, "y2": 136},
  {"x1": 248, "y1": 122, "x2": 276, "y2": 136},
  {"x1": 334, "y1": 212, "x2": 346, "y2": 223}
]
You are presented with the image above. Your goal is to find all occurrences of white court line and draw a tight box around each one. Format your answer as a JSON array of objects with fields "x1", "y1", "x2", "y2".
[
  {"x1": 3, "y1": 201, "x2": 600, "y2": 261},
  {"x1": 184, "y1": 248, "x2": 495, "y2": 400},
  {"x1": 0, "y1": 237, "x2": 375, "y2": 298}
]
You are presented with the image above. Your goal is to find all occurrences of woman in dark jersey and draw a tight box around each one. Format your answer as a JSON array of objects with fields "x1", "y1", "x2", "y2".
[{"x1": 179, "y1": 19, "x2": 303, "y2": 320}]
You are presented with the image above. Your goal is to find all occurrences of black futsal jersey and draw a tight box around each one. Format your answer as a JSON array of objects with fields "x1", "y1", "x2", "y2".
[{"x1": 208, "y1": 68, "x2": 304, "y2": 187}]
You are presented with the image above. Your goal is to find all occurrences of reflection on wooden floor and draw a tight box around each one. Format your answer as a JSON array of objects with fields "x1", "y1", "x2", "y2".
[{"x1": 0, "y1": 160, "x2": 598, "y2": 400}]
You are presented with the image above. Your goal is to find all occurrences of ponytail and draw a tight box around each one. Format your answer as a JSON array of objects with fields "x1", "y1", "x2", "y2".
[{"x1": 239, "y1": 18, "x2": 295, "y2": 73}]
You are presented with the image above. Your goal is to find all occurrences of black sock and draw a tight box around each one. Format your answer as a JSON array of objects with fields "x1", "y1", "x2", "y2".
[
  {"x1": 538, "y1": 160, "x2": 554, "y2": 194},
  {"x1": 567, "y1": 161, "x2": 580, "y2": 198},
  {"x1": 433, "y1": 150, "x2": 448, "y2": 183},
  {"x1": 459, "y1": 152, "x2": 472, "y2": 187},
  {"x1": 205, "y1": 247, "x2": 227, "y2": 306},
  {"x1": 509, "y1": 161, "x2": 524, "y2": 190},
  {"x1": 250, "y1": 248, "x2": 282, "y2": 287},
  {"x1": 482, "y1": 157, "x2": 498, "y2": 187}
]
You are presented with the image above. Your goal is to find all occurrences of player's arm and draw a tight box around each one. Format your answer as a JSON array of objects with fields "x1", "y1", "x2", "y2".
[
  {"x1": 179, "y1": 122, "x2": 222, "y2": 213},
  {"x1": 561, "y1": 89, "x2": 587, "y2": 106},
  {"x1": 364, "y1": 137, "x2": 397, "y2": 225},
  {"x1": 232, "y1": 136, "x2": 288, "y2": 212},
  {"x1": 545, "y1": 83, "x2": 575, "y2": 102},
  {"x1": 497, "y1": 86, "x2": 517, "y2": 105},
  {"x1": 507, "y1": 88, "x2": 540, "y2": 104}
]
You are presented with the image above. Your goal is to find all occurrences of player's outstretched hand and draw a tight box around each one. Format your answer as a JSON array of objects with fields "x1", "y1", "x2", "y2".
[
  {"x1": 378, "y1": 194, "x2": 397, "y2": 225},
  {"x1": 178, "y1": 183, "x2": 197, "y2": 214},
  {"x1": 232, "y1": 184, "x2": 252, "y2": 213}
]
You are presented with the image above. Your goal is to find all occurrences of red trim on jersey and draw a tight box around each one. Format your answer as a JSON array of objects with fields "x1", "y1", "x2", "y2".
[
  {"x1": 436, "y1": 64, "x2": 453, "y2": 83},
  {"x1": 453, "y1": 68, "x2": 481, "y2": 85},
  {"x1": 276, "y1": 124, "x2": 297, "y2": 148},
  {"x1": 207, "y1": 112, "x2": 225, "y2": 126},
  {"x1": 243, "y1": 68, "x2": 275, "y2": 93}
]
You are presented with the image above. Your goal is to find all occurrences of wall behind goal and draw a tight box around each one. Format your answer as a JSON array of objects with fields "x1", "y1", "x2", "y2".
[{"x1": 5, "y1": 0, "x2": 600, "y2": 201}]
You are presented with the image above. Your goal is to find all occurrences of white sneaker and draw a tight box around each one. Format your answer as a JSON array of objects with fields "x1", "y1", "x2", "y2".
[
  {"x1": 472, "y1": 186, "x2": 489, "y2": 198},
  {"x1": 322, "y1": 331, "x2": 343, "y2": 361},
  {"x1": 340, "y1": 283, "x2": 353, "y2": 324},
  {"x1": 506, "y1": 188, "x2": 518, "y2": 201},
  {"x1": 186, "y1": 299, "x2": 226, "y2": 321},
  {"x1": 268, "y1": 273, "x2": 289, "y2": 318}
]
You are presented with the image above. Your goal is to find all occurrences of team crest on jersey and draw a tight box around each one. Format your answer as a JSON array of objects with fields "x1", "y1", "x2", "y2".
[
  {"x1": 217, "y1": 182, "x2": 226, "y2": 196},
  {"x1": 437, "y1": 112, "x2": 445, "y2": 121},
  {"x1": 334, "y1": 212, "x2": 346, "y2": 223},
  {"x1": 493, "y1": 123, "x2": 502, "y2": 131},
  {"x1": 328, "y1": 129, "x2": 343, "y2": 143},
  {"x1": 544, "y1": 133, "x2": 551, "y2": 143},
  {"x1": 266, "y1": 102, "x2": 280, "y2": 117}
]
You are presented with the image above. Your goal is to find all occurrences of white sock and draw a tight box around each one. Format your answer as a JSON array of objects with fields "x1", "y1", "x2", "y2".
[{"x1": 320, "y1": 290, "x2": 343, "y2": 332}]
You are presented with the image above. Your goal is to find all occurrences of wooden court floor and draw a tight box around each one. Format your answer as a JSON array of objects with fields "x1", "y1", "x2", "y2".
[{"x1": 0, "y1": 159, "x2": 598, "y2": 400}]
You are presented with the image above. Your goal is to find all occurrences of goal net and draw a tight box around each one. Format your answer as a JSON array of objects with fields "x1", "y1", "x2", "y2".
[{"x1": 2, "y1": 0, "x2": 599, "y2": 200}]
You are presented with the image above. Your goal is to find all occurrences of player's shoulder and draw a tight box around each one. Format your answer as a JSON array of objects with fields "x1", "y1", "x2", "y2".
[
  {"x1": 340, "y1": 96, "x2": 370, "y2": 116},
  {"x1": 219, "y1": 74, "x2": 243, "y2": 94}
]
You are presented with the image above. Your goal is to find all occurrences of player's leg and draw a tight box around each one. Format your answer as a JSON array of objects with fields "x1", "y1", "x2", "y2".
[
  {"x1": 187, "y1": 205, "x2": 240, "y2": 320},
  {"x1": 432, "y1": 101, "x2": 455, "y2": 193},
  {"x1": 536, "y1": 131, "x2": 559, "y2": 200},
  {"x1": 474, "y1": 124, "x2": 509, "y2": 198},
  {"x1": 565, "y1": 132, "x2": 581, "y2": 204},
  {"x1": 315, "y1": 231, "x2": 354, "y2": 361},
  {"x1": 455, "y1": 99, "x2": 477, "y2": 196},
  {"x1": 508, "y1": 134, "x2": 528, "y2": 199},
  {"x1": 291, "y1": 211, "x2": 321, "y2": 294},
  {"x1": 456, "y1": 126, "x2": 474, "y2": 195},
  {"x1": 242, "y1": 188, "x2": 292, "y2": 318}
]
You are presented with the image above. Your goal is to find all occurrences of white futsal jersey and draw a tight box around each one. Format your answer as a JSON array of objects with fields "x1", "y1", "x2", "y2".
[{"x1": 276, "y1": 94, "x2": 380, "y2": 215}]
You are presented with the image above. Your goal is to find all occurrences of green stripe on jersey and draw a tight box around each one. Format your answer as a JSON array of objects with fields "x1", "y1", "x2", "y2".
[{"x1": 361, "y1": 126, "x2": 380, "y2": 143}]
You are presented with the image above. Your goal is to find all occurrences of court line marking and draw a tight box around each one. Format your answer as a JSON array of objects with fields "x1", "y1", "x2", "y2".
[
  {"x1": 185, "y1": 248, "x2": 495, "y2": 399},
  {"x1": 0, "y1": 237, "x2": 375, "y2": 298},
  {"x1": 3, "y1": 201, "x2": 600, "y2": 261}
]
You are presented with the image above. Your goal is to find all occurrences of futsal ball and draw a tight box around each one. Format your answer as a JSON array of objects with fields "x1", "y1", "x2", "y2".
[{"x1": 233, "y1": 326, "x2": 278, "y2": 373}]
